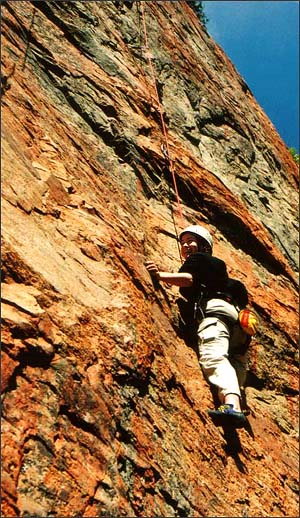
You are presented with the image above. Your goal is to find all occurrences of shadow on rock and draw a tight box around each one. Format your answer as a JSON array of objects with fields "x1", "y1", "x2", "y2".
[{"x1": 222, "y1": 425, "x2": 248, "y2": 473}]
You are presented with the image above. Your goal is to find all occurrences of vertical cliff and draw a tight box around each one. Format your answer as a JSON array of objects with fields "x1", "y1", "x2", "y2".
[{"x1": 1, "y1": 1, "x2": 298, "y2": 517}]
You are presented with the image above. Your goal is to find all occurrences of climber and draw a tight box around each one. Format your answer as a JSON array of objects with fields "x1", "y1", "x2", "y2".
[{"x1": 145, "y1": 224, "x2": 248, "y2": 428}]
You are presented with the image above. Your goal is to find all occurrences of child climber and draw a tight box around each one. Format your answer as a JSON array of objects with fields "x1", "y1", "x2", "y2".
[{"x1": 146, "y1": 224, "x2": 247, "y2": 428}]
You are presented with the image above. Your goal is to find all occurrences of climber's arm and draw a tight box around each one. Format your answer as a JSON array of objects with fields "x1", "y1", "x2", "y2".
[{"x1": 145, "y1": 261, "x2": 193, "y2": 287}]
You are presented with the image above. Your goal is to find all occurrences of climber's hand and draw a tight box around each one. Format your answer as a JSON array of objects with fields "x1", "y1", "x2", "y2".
[{"x1": 145, "y1": 261, "x2": 160, "y2": 280}]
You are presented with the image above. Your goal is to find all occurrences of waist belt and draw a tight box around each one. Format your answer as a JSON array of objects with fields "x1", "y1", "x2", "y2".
[
  {"x1": 210, "y1": 292, "x2": 233, "y2": 304},
  {"x1": 206, "y1": 313, "x2": 235, "y2": 330},
  {"x1": 193, "y1": 291, "x2": 236, "y2": 323}
]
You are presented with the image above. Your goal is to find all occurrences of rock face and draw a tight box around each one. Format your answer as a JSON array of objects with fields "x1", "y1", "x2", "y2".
[{"x1": 1, "y1": 1, "x2": 298, "y2": 517}]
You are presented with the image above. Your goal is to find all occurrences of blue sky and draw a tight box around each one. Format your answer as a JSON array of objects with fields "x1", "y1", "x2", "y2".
[{"x1": 202, "y1": 1, "x2": 299, "y2": 150}]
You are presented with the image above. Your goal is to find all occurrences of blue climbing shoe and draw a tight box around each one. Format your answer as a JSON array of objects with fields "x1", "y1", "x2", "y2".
[{"x1": 208, "y1": 404, "x2": 247, "y2": 428}]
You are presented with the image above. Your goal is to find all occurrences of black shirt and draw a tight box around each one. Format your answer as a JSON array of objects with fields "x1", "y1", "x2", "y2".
[{"x1": 178, "y1": 252, "x2": 228, "y2": 301}]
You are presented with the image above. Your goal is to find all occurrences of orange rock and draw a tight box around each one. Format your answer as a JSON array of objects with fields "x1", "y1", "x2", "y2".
[{"x1": 0, "y1": 1, "x2": 298, "y2": 517}]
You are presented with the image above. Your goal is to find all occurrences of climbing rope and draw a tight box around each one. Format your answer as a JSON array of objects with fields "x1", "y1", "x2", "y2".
[
  {"x1": 21, "y1": 5, "x2": 36, "y2": 71},
  {"x1": 1, "y1": 3, "x2": 36, "y2": 99},
  {"x1": 139, "y1": 2, "x2": 185, "y2": 258}
]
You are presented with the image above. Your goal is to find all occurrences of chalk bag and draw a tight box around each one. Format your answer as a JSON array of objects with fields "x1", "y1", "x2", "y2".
[{"x1": 238, "y1": 308, "x2": 259, "y2": 336}]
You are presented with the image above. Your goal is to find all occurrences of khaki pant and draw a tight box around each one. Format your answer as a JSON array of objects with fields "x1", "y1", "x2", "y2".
[{"x1": 198, "y1": 303, "x2": 247, "y2": 402}]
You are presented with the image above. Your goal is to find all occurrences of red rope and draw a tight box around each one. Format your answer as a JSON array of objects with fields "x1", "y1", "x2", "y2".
[{"x1": 140, "y1": 2, "x2": 184, "y2": 229}]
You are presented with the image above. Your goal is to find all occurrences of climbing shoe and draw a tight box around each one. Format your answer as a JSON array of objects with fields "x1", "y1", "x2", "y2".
[{"x1": 208, "y1": 404, "x2": 247, "y2": 428}]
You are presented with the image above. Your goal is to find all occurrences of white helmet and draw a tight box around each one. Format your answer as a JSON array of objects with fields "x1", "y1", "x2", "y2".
[{"x1": 179, "y1": 225, "x2": 213, "y2": 249}]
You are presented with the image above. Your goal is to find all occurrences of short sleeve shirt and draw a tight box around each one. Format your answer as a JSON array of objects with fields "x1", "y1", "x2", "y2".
[{"x1": 178, "y1": 252, "x2": 228, "y2": 300}]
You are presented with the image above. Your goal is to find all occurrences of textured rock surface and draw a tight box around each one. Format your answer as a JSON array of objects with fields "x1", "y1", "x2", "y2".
[{"x1": 1, "y1": 1, "x2": 298, "y2": 517}]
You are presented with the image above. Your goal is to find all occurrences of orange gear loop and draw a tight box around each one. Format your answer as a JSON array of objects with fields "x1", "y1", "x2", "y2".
[{"x1": 140, "y1": 2, "x2": 185, "y2": 237}]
